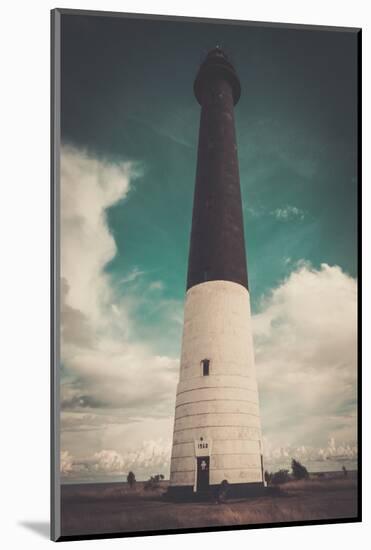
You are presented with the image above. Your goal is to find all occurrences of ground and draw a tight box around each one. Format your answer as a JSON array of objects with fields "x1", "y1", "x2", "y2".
[{"x1": 60, "y1": 472, "x2": 358, "y2": 538}]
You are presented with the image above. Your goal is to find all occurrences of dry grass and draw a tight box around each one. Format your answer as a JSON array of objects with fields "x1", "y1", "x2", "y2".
[{"x1": 61, "y1": 475, "x2": 358, "y2": 537}]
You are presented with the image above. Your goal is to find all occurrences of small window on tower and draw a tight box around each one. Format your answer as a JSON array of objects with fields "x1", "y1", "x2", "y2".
[{"x1": 201, "y1": 359, "x2": 210, "y2": 376}]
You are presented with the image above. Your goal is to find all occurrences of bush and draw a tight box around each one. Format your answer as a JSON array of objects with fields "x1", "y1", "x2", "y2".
[
  {"x1": 216, "y1": 479, "x2": 229, "y2": 503},
  {"x1": 271, "y1": 469, "x2": 290, "y2": 485},
  {"x1": 144, "y1": 474, "x2": 165, "y2": 490},
  {"x1": 291, "y1": 459, "x2": 309, "y2": 480}
]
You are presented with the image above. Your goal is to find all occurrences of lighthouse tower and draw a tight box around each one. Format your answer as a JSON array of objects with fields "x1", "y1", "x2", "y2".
[{"x1": 168, "y1": 48, "x2": 264, "y2": 499}]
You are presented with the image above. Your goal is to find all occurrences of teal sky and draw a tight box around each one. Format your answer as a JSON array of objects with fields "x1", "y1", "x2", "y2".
[
  {"x1": 59, "y1": 13, "x2": 358, "y2": 480},
  {"x1": 62, "y1": 15, "x2": 358, "y2": 359}
]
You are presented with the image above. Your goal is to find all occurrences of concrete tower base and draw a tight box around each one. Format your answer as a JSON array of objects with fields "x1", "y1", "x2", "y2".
[{"x1": 169, "y1": 281, "x2": 265, "y2": 497}]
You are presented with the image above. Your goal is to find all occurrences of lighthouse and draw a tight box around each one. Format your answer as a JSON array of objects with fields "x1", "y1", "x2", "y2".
[{"x1": 168, "y1": 48, "x2": 265, "y2": 499}]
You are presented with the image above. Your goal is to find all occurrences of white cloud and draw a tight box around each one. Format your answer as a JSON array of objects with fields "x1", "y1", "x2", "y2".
[
  {"x1": 60, "y1": 145, "x2": 179, "y2": 478},
  {"x1": 62, "y1": 349, "x2": 177, "y2": 414},
  {"x1": 253, "y1": 263, "x2": 357, "y2": 451},
  {"x1": 61, "y1": 438, "x2": 171, "y2": 480},
  {"x1": 263, "y1": 437, "x2": 357, "y2": 469},
  {"x1": 61, "y1": 145, "x2": 132, "y2": 327},
  {"x1": 92, "y1": 449, "x2": 126, "y2": 473},
  {"x1": 272, "y1": 205, "x2": 304, "y2": 221},
  {"x1": 119, "y1": 267, "x2": 146, "y2": 285},
  {"x1": 149, "y1": 280, "x2": 164, "y2": 291}
]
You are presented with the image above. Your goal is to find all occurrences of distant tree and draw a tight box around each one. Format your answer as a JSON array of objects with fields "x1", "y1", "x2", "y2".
[
  {"x1": 291, "y1": 458, "x2": 309, "y2": 480},
  {"x1": 144, "y1": 474, "x2": 164, "y2": 490},
  {"x1": 127, "y1": 471, "x2": 136, "y2": 488},
  {"x1": 271, "y1": 469, "x2": 290, "y2": 485}
]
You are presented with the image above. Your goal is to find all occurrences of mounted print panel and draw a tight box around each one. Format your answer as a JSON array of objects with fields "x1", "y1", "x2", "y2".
[{"x1": 51, "y1": 8, "x2": 361, "y2": 542}]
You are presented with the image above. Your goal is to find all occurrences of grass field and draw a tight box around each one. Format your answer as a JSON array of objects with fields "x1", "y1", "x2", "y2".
[{"x1": 61, "y1": 472, "x2": 358, "y2": 537}]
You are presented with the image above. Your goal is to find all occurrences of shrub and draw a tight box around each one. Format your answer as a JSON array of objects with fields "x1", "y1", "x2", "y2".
[
  {"x1": 217, "y1": 479, "x2": 230, "y2": 503},
  {"x1": 144, "y1": 474, "x2": 165, "y2": 490},
  {"x1": 271, "y1": 469, "x2": 290, "y2": 485},
  {"x1": 291, "y1": 459, "x2": 309, "y2": 480}
]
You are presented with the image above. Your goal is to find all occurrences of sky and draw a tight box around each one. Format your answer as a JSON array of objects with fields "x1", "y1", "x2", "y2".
[{"x1": 59, "y1": 12, "x2": 359, "y2": 481}]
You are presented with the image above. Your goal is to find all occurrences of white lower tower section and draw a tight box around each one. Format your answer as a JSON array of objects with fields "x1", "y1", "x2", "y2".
[{"x1": 170, "y1": 280, "x2": 264, "y2": 490}]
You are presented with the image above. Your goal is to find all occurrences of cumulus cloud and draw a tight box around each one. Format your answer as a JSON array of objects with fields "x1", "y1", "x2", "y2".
[
  {"x1": 263, "y1": 437, "x2": 357, "y2": 469},
  {"x1": 61, "y1": 144, "x2": 132, "y2": 327},
  {"x1": 253, "y1": 262, "x2": 357, "y2": 452},
  {"x1": 60, "y1": 145, "x2": 178, "y2": 478},
  {"x1": 91, "y1": 439, "x2": 171, "y2": 474},
  {"x1": 61, "y1": 439, "x2": 171, "y2": 480},
  {"x1": 62, "y1": 350, "x2": 177, "y2": 414},
  {"x1": 92, "y1": 449, "x2": 126, "y2": 473}
]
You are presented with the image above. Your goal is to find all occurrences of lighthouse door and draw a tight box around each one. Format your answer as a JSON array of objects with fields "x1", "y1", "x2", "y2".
[{"x1": 196, "y1": 456, "x2": 210, "y2": 491}]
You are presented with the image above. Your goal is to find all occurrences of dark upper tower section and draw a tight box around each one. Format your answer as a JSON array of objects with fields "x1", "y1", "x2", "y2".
[{"x1": 187, "y1": 48, "x2": 248, "y2": 291}]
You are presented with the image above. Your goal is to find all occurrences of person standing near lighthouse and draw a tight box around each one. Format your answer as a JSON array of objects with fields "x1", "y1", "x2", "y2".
[{"x1": 168, "y1": 47, "x2": 265, "y2": 499}]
